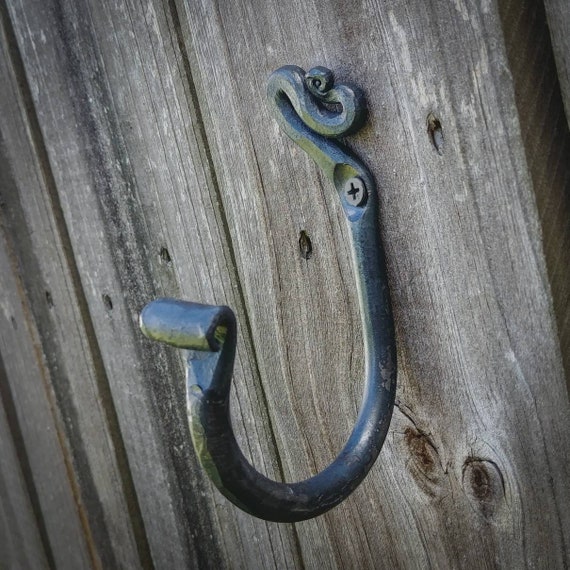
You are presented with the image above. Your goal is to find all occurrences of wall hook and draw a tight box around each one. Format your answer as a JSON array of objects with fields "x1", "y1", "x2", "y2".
[{"x1": 139, "y1": 65, "x2": 396, "y2": 523}]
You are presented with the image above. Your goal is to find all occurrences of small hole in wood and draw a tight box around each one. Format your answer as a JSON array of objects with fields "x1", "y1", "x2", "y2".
[
  {"x1": 427, "y1": 113, "x2": 444, "y2": 155},
  {"x1": 102, "y1": 294, "x2": 113, "y2": 311},
  {"x1": 45, "y1": 291, "x2": 54, "y2": 309},
  {"x1": 160, "y1": 247, "x2": 172, "y2": 264},
  {"x1": 298, "y1": 230, "x2": 313, "y2": 260}
]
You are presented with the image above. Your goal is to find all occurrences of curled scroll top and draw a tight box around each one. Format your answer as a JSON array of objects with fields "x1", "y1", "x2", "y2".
[{"x1": 267, "y1": 65, "x2": 367, "y2": 139}]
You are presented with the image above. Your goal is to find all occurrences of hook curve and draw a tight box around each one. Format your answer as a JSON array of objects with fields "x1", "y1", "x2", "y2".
[{"x1": 140, "y1": 65, "x2": 396, "y2": 522}]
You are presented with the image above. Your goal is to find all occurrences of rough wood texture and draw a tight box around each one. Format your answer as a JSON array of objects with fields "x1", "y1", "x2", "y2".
[
  {"x1": 499, "y1": 0, "x2": 570, "y2": 387},
  {"x1": 0, "y1": 0, "x2": 569, "y2": 568},
  {"x1": 543, "y1": 0, "x2": 570, "y2": 128},
  {"x1": 2, "y1": 0, "x2": 300, "y2": 567},
  {"x1": 0, "y1": 232, "x2": 94, "y2": 568},
  {"x1": 0, "y1": 7, "x2": 150, "y2": 565},
  {"x1": 178, "y1": 0, "x2": 570, "y2": 566},
  {"x1": 0, "y1": 359, "x2": 48, "y2": 570}
]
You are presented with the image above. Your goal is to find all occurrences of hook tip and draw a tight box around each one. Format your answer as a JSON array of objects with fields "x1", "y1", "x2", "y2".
[{"x1": 139, "y1": 298, "x2": 234, "y2": 351}]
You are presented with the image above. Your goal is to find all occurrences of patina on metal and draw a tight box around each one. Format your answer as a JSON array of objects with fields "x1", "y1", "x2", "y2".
[{"x1": 139, "y1": 65, "x2": 396, "y2": 523}]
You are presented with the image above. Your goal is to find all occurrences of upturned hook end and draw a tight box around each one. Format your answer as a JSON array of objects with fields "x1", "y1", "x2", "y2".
[{"x1": 139, "y1": 298, "x2": 234, "y2": 352}]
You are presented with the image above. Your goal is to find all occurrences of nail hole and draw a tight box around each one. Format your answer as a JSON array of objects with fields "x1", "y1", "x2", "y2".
[
  {"x1": 298, "y1": 230, "x2": 313, "y2": 260},
  {"x1": 10, "y1": 316, "x2": 17, "y2": 329},
  {"x1": 427, "y1": 113, "x2": 444, "y2": 154},
  {"x1": 102, "y1": 294, "x2": 113, "y2": 311},
  {"x1": 45, "y1": 291, "x2": 54, "y2": 309},
  {"x1": 159, "y1": 247, "x2": 172, "y2": 264}
]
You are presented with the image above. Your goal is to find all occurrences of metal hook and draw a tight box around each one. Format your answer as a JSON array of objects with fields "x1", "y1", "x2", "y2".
[{"x1": 139, "y1": 65, "x2": 396, "y2": 523}]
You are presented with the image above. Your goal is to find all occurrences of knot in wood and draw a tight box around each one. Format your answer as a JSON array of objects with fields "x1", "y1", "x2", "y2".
[{"x1": 462, "y1": 458, "x2": 505, "y2": 519}]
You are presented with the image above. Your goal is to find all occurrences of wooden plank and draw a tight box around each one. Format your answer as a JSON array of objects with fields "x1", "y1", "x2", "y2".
[
  {"x1": 3, "y1": 0, "x2": 301, "y2": 567},
  {"x1": 498, "y1": 0, "x2": 570, "y2": 385},
  {"x1": 176, "y1": 0, "x2": 570, "y2": 567},
  {"x1": 0, "y1": 358, "x2": 49, "y2": 570},
  {"x1": 543, "y1": 0, "x2": 570, "y2": 128},
  {"x1": 0, "y1": 231, "x2": 94, "y2": 569},
  {"x1": 0, "y1": 4, "x2": 149, "y2": 567}
]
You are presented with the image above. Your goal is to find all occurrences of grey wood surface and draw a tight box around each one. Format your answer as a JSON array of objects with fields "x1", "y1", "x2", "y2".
[
  {"x1": 499, "y1": 0, "x2": 570, "y2": 385},
  {"x1": 0, "y1": 0, "x2": 569, "y2": 568},
  {"x1": 178, "y1": 0, "x2": 570, "y2": 567},
  {"x1": 0, "y1": 230, "x2": 94, "y2": 568},
  {"x1": 2, "y1": 0, "x2": 300, "y2": 567},
  {"x1": 0, "y1": 359, "x2": 49, "y2": 570},
  {"x1": 543, "y1": 0, "x2": 570, "y2": 128},
  {"x1": 0, "y1": 8, "x2": 151, "y2": 565}
]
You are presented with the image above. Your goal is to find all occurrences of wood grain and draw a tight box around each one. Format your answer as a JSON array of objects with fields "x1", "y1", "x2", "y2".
[
  {"x1": 0, "y1": 0, "x2": 569, "y2": 567},
  {"x1": 178, "y1": 0, "x2": 570, "y2": 567},
  {"x1": 0, "y1": 358, "x2": 49, "y2": 570},
  {"x1": 543, "y1": 0, "x2": 570, "y2": 127},
  {"x1": 2, "y1": 0, "x2": 300, "y2": 567},
  {"x1": 0, "y1": 230, "x2": 94, "y2": 569},
  {"x1": 0, "y1": 6, "x2": 151, "y2": 564},
  {"x1": 498, "y1": 0, "x2": 570, "y2": 386}
]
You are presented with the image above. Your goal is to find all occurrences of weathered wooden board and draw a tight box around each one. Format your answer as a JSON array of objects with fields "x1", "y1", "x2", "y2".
[
  {"x1": 3, "y1": 0, "x2": 300, "y2": 567},
  {"x1": 543, "y1": 0, "x2": 570, "y2": 127},
  {"x1": 177, "y1": 0, "x2": 570, "y2": 567},
  {"x1": 0, "y1": 359, "x2": 49, "y2": 570},
  {"x1": 0, "y1": 6, "x2": 151, "y2": 565},
  {"x1": 0, "y1": 231, "x2": 94, "y2": 568},
  {"x1": 499, "y1": 0, "x2": 570, "y2": 384},
  {"x1": 1, "y1": 0, "x2": 569, "y2": 568}
]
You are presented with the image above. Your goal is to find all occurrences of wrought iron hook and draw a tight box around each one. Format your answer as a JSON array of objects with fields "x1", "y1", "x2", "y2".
[{"x1": 139, "y1": 66, "x2": 396, "y2": 523}]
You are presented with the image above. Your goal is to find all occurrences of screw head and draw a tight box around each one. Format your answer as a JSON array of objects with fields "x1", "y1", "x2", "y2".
[{"x1": 343, "y1": 177, "x2": 367, "y2": 207}]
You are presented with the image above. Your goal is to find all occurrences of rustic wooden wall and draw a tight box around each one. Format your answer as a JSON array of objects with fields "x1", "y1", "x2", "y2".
[
  {"x1": 499, "y1": 0, "x2": 570, "y2": 382},
  {"x1": 0, "y1": 0, "x2": 569, "y2": 568}
]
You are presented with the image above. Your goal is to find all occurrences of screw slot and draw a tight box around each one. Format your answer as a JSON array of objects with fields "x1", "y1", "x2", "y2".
[{"x1": 343, "y1": 177, "x2": 367, "y2": 207}]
